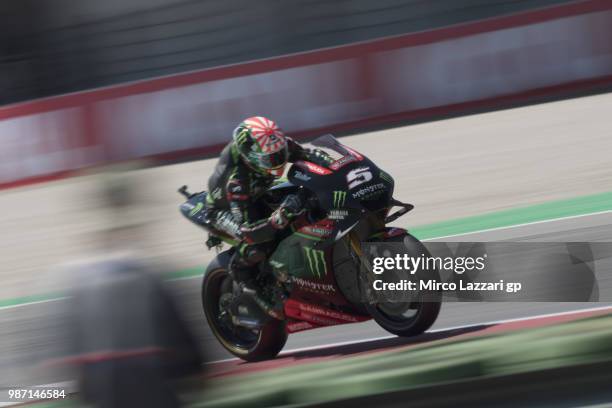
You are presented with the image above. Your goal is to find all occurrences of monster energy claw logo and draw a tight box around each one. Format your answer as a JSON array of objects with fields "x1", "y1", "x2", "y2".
[
  {"x1": 380, "y1": 170, "x2": 393, "y2": 184},
  {"x1": 303, "y1": 247, "x2": 327, "y2": 278},
  {"x1": 333, "y1": 190, "x2": 347, "y2": 208},
  {"x1": 236, "y1": 129, "x2": 249, "y2": 145}
]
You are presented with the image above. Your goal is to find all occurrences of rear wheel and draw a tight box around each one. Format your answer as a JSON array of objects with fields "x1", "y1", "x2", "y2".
[
  {"x1": 366, "y1": 233, "x2": 441, "y2": 336},
  {"x1": 202, "y1": 254, "x2": 287, "y2": 361}
]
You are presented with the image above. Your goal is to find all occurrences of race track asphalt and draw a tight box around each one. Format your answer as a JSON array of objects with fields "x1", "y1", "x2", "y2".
[{"x1": 3, "y1": 211, "x2": 611, "y2": 390}]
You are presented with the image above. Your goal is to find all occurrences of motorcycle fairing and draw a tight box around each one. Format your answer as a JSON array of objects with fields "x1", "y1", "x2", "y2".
[
  {"x1": 268, "y1": 230, "x2": 351, "y2": 305},
  {"x1": 287, "y1": 137, "x2": 393, "y2": 248},
  {"x1": 284, "y1": 299, "x2": 370, "y2": 333}
]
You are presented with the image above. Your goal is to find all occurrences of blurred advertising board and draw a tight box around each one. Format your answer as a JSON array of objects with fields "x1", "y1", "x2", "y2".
[{"x1": 1, "y1": 0, "x2": 611, "y2": 188}]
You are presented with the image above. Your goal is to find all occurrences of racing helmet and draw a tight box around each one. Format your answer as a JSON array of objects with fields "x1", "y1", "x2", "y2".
[{"x1": 232, "y1": 116, "x2": 288, "y2": 177}]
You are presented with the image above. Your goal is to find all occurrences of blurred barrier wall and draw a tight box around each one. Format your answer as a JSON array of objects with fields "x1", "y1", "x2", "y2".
[
  {"x1": 1, "y1": 0, "x2": 612, "y2": 188},
  {"x1": 0, "y1": 0, "x2": 572, "y2": 104}
]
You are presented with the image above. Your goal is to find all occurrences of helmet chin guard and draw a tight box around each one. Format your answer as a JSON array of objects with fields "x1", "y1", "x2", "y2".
[{"x1": 266, "y1": 166, "x2": 286, "y2": 178}]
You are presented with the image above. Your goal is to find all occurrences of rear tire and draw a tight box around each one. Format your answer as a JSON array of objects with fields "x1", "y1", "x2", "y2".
[
  {"x1": 366, "y1": 233, "x2": 441, "y2": 337},
  {"x1": 202, "y1": 252, "x2": 287, "y2": 361}
]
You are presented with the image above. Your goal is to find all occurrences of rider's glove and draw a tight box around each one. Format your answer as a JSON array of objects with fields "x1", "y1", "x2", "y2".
[
  {"x1": 280, "y1": 194, "x2": 304, "y2": 215},
  {"x1": 270, "y1": 208, "x2": 290, "y2": 230},
  {"x1": 270, "y1": 194, "x2": 304, "y2": 230},
  {"x1": 305, "y1": 148, "x2": 334, "y2": 167}
]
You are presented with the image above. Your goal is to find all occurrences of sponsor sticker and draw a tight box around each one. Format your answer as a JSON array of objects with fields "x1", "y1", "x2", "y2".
[
  {"x1": 300, "y1": 225, "x2": 333, "y2": 238},
  {"x1": 330, "y1": 155, "x2": 357, "y2": 170},
  {"x1": 297, "y1": 161, "x2": 333, "y2": 176},
  {"x1": 303, "y1": 247, "x2": 327, "y2": 278},
  {"x1": 293, "y1": 171, "x2": 312, "y2": 181},
  {"x1": 352, "y1": 183, "x2": 386, "y2": 199},
  {"x1": 328, "y1": 209, "x2": 349, "y2": 220},
  {"x1": 332, "y1": 190, "x2": 347, "y2": 208},
  {"x1": 293, "y1": 277, "x2": 336, "y2": 293},
  {"x1": 379, "y1": 170, "x2": 393, "y2": 184}
]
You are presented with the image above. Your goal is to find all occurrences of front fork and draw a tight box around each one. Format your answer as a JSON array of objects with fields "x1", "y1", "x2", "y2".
[
  {"x1": 349, "y1": 227, "x2": 409, "y2": 303},
  {"x1": 349, "y1": 226, "x2": 409, "y2": 258}
]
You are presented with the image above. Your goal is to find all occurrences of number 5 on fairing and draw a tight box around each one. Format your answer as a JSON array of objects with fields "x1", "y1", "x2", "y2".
[{"x1": 347, "y1": 167, "x2": 373, "y2": 189}]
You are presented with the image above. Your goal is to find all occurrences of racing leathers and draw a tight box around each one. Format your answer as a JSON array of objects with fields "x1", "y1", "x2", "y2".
[{"x1": 205, "y1": 137, "x2": 331, "y2": 317}]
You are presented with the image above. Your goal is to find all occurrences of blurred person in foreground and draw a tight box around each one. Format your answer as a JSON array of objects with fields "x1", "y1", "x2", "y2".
[
  {"x1": 205, "y1": 116, "x2": 332, "y2": 318},
  {"x1": 50, "y1": 169, "x2": 205, "y2": 408}
]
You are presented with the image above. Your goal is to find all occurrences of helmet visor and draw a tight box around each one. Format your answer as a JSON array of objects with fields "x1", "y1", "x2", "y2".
[{"x1": 250, "y1": 147, "x2": 288, "y2": 171}]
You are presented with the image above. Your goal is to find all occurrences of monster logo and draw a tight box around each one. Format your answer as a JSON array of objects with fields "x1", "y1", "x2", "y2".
[
  {"x1": 235, "y1": 129, "x2": 249, "y2": 146},
  {"x1": 333, "y1": 190, "x2": 347, "y2": 208},
  {"x1": 379, "y1": 170, "x2": 393, "y2": 184},
  {"x1": 303, "y1": 247, "x2": 327, "y2": 278}
]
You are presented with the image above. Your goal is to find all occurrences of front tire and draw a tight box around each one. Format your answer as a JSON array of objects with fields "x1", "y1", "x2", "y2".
[
  {"x1": 202, "y1": 252, "x2": 287, "y2": 361},
  {"x1": 366, "y1": 233, "x2": 441, "y2": 337}
]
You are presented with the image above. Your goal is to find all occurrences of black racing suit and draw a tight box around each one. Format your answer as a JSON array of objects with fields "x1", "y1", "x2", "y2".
[{"x1": 206, "y1": 137, "x2": 331, "y2": 287}]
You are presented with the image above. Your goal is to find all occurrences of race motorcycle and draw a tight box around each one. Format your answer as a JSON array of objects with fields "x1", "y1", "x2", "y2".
[{"x1": 178, "y1": 134, "x2": 441, "y2": 361}]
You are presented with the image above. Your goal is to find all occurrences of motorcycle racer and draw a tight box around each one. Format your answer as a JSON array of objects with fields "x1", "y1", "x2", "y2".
[
  {"x1": 205, "y1": 116, "x2": 331, "y2": 318},
  {"x1": 179, "y1": 133, "x2": 441, "y2": 361}
]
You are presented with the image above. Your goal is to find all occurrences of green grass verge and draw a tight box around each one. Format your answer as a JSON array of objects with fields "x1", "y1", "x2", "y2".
[{"x1": 410, "y1": 190, "x2": 612, "y2": 240}]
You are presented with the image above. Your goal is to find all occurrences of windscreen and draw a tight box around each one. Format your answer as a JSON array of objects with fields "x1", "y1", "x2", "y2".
[{"x1": 309, "y1": 134, "x2": 364, "y2": 168}]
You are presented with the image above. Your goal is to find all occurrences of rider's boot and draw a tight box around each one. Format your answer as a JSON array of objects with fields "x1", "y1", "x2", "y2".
[
  {"x1": 230, "y1": 254, "x2": 284, "y2": 320},
  {"x1": 239, "y1": 280, "x2": 284, "y2": 320}
]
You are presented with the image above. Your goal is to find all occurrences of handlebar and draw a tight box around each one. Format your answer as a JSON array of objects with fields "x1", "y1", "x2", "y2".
[{"x1": 178, "y1": 185, "x2": 193, "y2": 199}]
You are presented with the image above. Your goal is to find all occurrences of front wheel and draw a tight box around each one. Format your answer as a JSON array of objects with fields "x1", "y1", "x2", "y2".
[
  {"x1": 367, "y1": 298, "x2": 441, "y2": 337},
  {"x1": 202, "y1": 252, "x2": 287, "y2": 361},
  {"x1": 366, "y1": 233, "x2": 441, "y2": 337}
]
